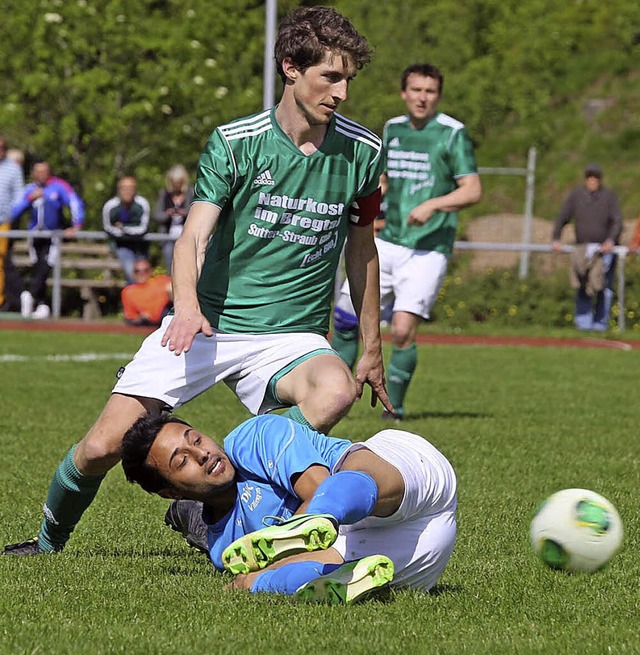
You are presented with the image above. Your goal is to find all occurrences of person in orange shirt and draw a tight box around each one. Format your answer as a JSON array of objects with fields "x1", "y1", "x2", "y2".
[
  {"x1": 121, "y1": 259, "x2": 172, "y2": 326},
  {"x1": 628, "y1": 217, "x2": 640, "y2": 254}
]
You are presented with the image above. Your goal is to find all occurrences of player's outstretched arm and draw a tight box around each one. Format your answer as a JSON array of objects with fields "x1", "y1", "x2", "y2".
[
  {"x1": 344, "y1": 223, "x2": 394, "y2": 413},
  {"x1": 161, "y1": 201, "x2": 218, "y2": 355}
]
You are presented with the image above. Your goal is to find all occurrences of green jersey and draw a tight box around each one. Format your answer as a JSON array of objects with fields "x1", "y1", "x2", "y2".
[
  {"x1": 193, "y1": 107, "x2": 383, "y2": 335},
  {"x1": 378, "y1": 112, "x2": 477, "y2": 254}
]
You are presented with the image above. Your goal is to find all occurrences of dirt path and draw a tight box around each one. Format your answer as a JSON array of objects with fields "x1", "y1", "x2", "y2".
[{"x1": 1, "y1": 317, "x2": 638, "y2": 350}]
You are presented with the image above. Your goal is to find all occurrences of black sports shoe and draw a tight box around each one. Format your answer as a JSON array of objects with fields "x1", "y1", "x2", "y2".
[
  {"x1": 381, "y1": 409, "x2": 403, "y2": 422},
  {"x1": 164, "y1": 500, "x2": 209, "y2": 555},
  {"x1": 3, "y1": 536, "x2": 45, "y2": 556}
]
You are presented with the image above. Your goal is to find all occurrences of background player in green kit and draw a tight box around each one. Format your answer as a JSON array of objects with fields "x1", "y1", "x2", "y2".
[
  {"x1": 4, "y1": 6, "x2": 393, "y2": 557},
  {"x1": 333, "y1": 63, "x2": 482, "y2": 420}
]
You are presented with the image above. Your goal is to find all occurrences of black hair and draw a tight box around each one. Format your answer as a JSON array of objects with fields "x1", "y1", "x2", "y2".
[
  {"x1": 401, "y1": 63, "x2": 444, "y2": 93},
  {"x1": 121, "y1": 413, "x2": 191, "y2": 494}
]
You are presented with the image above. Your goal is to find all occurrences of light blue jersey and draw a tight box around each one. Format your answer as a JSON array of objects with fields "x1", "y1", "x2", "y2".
[{"x1": 205, "y1": 415, "x2": 352, "y2": 570}]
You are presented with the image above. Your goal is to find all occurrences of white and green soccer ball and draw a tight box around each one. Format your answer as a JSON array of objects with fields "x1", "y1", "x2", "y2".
[{"x1": 530, "y1": 488, "x2": 623, "y2": 572}]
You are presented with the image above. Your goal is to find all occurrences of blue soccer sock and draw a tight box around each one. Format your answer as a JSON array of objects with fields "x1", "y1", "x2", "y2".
[
  {"x1": 38, "y1": 445, "x2": 106, "y2": 552},
  {"x1": 251, "y1": 560, "x2": 343, "y2": 595},
  {"x1": 306, "y1": 470, "x2": 378, "y2": 525}
]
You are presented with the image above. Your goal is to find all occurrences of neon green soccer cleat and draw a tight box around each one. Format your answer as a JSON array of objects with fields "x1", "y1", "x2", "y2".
[
  {"x1": 222, "y1": 514, "x2": 338, "y2": 575},
  {"x1": 295, "y1": 554, "x2": 395, "y2": 605}
]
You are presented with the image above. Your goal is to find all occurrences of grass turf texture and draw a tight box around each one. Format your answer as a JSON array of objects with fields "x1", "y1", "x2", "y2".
[{"x1": 1, "y1": 330, "x2": 638, "y2": 654}]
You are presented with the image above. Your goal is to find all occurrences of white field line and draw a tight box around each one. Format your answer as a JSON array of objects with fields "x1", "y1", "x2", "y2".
[
  {"x1": 583, "y1": 338, "x2": 633, "y2": 351},
  {"x1": 0, "y1": 352, "x2": 133, "y2": 363}
]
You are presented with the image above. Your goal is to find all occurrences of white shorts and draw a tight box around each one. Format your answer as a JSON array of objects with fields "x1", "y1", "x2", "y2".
[
  {"x1": 331, "y1": 429, "x2": 457, "y2": 591},
  {"x1": 112, "y1": 316, "x2": 335, "y2": 415},
  {"x1": 337, "y1": 238, "x2": 449, "y2": 320}
]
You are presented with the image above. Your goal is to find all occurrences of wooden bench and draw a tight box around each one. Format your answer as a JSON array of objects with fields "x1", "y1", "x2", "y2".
[{"x1": 12, "y1": 239, "x2": 126, "y2": 320}]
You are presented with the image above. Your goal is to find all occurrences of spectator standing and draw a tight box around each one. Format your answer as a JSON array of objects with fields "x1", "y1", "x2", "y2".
[
  {"x1": 103, "y1": 175, "x2": 150, "y2": 284},
  {"x1": 121, "y1": 258, "x2": 172, "y2": 327},
  {"x1": 332, "y1": 63, "x2": 482, "y2": 420},
  {"x1": 11, "y1": 160, "x2": 84, "y2": 319},
  {"x1": 153, "y1": 165, "x2": 193, "y2": 273},
  {"x1": 552, "y1": 163, "x2": 623, "y2": 331},
  {"x1": 0, "y1": 135, "x2": 25, "y2": 311}
]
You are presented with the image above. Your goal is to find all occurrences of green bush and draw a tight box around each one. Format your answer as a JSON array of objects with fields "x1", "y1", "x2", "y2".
[{"x1": 430, "y1": 256, "x2": 640, "y2": 333}]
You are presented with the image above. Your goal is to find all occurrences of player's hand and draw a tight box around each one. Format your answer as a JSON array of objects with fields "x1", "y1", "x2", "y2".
[
  {"x1": 407, "y1": 200, "x2": 437, "y2": 226},
  {"x1": 600, "y1": 239, "x2": 614, "y2": 254},
  {"x1": 551, "y1": 240, "x2": 563, "y2": 253},
  {"x1": 28, "y1": 188, "x2": 44, "y2": 202},
  {"x1": 160, "y1": 305, "x2": 213, "y2": 355},
  {"x1": 354, "y1": 349, "x2": 395, "y2": 414}
]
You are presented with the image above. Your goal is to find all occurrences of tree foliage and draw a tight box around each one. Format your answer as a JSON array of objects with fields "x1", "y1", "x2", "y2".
[
  {"x1": 1, "y1": 0, "x2": 267, "y2": 220},
  {"x1": 1, "y1": 0, "x2": 639, "y2": 225}
]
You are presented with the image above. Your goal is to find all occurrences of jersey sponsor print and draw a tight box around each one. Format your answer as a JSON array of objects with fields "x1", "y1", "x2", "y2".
[
  {"x1": 379, "y1": 113, "x2": 477, "y2": 254},
  {"x1": 193, "y1": 108, "x2": 383, "y2": 334},
  {"x1": 205, "y1": 415, "x2": 352, "y2": 569}
]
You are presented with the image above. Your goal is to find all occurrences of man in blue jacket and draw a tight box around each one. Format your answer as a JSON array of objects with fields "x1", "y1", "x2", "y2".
[{"x1": 12, "y1": 160, "x2": 84, "y2": 318}]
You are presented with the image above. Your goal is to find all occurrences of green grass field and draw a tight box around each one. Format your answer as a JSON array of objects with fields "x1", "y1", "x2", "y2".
[{"x1": 1, "y1": 329, "x2": 638, "y2": 655}]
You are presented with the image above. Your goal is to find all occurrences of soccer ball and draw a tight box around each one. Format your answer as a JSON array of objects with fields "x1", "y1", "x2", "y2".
[{"x1": 530, "y1": 488, "x2": 623, "y2": 572}]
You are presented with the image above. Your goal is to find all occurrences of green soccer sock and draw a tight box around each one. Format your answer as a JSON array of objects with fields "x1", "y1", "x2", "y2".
[
  {"x1": 282, "y1": 405, "x2": 315, "y2": 430},
  {"x1": 386, "y1": 343, "x2": 418, "y2": 416},
  {"x1": 38, "y1": 445, "x2": 106, "y2": 552},
  {"x1": 331, "y1": 327, "x2": 359, "y2": 371}
]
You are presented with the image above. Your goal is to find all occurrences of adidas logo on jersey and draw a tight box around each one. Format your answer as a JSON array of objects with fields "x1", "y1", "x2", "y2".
[
  {"x1": 388, "y1": 137, "x2": 401, "y2": 148},
  {"x1": 253, "y1": 170, "x2": 275, "y2": 186}
]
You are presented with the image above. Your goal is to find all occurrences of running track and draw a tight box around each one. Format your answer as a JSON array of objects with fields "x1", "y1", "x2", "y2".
[{"x1": 1, "y1": 318, "x2": 638, "y2": 351}]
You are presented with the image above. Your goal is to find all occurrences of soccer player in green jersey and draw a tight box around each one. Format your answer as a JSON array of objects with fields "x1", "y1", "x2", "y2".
[
  {"x1": 333, "y1": 63, "x2": 482, "y2": 420},
  {"x1": 4, "y1": 6, "x2": 392, "y2": 557}
]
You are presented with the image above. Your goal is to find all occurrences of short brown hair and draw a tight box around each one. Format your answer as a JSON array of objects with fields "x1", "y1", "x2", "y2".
[
  {"x1": 275, "y1": 6, "x2": 372, "y2": 83},
  {"x1": 401, "y1": 63, "x2": 444, "y2": 93}
]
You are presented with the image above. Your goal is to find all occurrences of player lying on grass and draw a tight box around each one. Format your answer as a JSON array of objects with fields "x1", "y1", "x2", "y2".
[{"x1": 120, "y1": 413, "x2": 457, "y2": 604}]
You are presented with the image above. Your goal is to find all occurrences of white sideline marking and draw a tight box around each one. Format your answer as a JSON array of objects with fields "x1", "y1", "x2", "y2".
[
  {"x1": 583, "y1": 339, "x2": 633, "y2": 351},
  {"x1": 0, "y1": 352, "x2": 133, "y2": 363}
]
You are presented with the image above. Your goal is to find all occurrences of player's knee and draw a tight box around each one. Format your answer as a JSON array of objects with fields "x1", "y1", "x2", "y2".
[
  {"x1": 301, "y1": 366, "x2": 356, "y2": 427},
  {"x1": 291, "y1": 357, "x2": 357, "y2": 431},
  {"x1": 315, "y1": 368, "x2": 357, "y2": 414},
  {"x1": 76, "y1": 431, "x2": 123, "y2": 473},
  {"x1": 77, "y1": 394, "x2": 160, "y2": 473},
  {"x1": 391, "y1": 326, "x2": 414, "y2": 349},
  {"x1": 330, "y1": 382, "x2": 358, "y2": 415}
]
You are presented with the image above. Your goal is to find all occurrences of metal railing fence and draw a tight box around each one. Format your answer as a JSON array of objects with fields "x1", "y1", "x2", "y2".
[
  {"x1": 2, "y1": 229, "x2": 629, "y2": 331},
  {"x1": 478, "y1": 147, "x2": 537, "y2": 280}
]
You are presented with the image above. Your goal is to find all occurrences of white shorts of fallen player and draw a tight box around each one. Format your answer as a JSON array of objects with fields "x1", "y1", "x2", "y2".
[
  {"x1": 112, "y1": 315, "x2": 335, "y2": 414},
  {"x1": 332, "y1": 429, "x2": 457, "y2": 592},
  {"x1": 337, "y1": 238, "x2": 449, "y2": 321}
]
